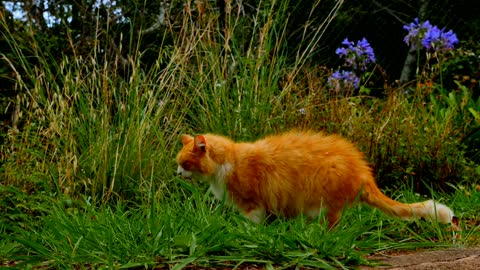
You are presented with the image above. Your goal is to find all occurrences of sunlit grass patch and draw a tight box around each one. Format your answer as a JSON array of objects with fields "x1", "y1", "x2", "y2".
[{"x1": 2, "y1": 182, "x2": 466, "y2": 269}]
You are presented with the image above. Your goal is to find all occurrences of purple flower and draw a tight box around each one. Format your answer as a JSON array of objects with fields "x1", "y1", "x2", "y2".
[
  {"x1": 335, "y1": 47, "x2": 348, "y2": 57},
  {"x1": 328, "y1": 70, "x2": 360, "y2": 91},
  {"x1": 421, "y1": 25, "x2": 441, "y2": 50},
  {"x1": 341, "y1": 39, "x2": 354, "y2": 47},
  {"x1": 335, "y1": 38, "x2": 376, "y2": 71},
  {"x1": 403, "y1": 18, "x2": 459, "y2": 52},
  {"x1": 403, "y1": 18, "x2": 433, "y2": 49},
  {"x1": 441, "y1": 30, "x2": 459, "y2": 50},
  {"x1": 423, "y1": 27, "x2": 458, "y2": 51}
]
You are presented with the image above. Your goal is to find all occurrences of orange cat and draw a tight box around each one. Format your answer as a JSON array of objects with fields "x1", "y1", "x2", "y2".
[{"x1": 176, "y1": 130, "x2": 456, "y2": 228}]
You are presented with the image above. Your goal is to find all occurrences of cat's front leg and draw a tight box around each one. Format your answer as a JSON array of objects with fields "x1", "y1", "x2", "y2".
[{"x1": 242, "y1": 207, "x2": 267, "y2": 224}]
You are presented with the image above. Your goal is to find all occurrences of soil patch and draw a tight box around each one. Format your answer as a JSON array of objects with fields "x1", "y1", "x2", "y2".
[{"x1": 360, "y1": 247, "x2": 480, "y2": 270}]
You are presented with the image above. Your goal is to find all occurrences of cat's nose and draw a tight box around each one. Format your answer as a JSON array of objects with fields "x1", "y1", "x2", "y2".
[{"x1": 177, "y1": 166, "x2": 192, "y2": 178}]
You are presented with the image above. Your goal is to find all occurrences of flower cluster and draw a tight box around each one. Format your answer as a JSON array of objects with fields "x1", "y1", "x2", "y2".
[
  {"x1": 327, "y1": 70, "x2": 360, "y2": 92},
  {"x1": 403, "y1": 18, "x2": 458, "y2": 52},
  {"x1": 328, "y1": 38, "x2": 375, "y2": 92},
  {"x1": 335, "y1": 38, "x2": 376, "y2": 71}
]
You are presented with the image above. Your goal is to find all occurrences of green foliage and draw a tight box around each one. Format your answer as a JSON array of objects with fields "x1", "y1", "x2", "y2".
[
  {"x1": 0, "y1": 18, "x2": 183, "y2": 205},
  {"x1": 184, "y1": 1, "x2": 289, "y2": 138},
  {"x1": 3, "y1": 183, "x2": 470, "y2": 269},
  {"x1": 371, "y1": 84, "x2": 480, "y2": 191},
  {"x1": 0, "y1": 185, "x2": 50, "y2": 231}
]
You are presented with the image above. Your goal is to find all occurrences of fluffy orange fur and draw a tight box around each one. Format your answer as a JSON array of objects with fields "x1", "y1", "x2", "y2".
[{"x1": 176, "y1": 130, "x2": 456, "y2": 228}]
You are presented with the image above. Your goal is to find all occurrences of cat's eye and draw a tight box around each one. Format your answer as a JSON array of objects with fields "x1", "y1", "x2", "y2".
[{"x1": 182, "y1": 161, "x2": 192, "y2": 170}]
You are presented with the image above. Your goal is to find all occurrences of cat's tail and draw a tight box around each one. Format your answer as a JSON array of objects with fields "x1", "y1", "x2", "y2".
[{"x1": 360, "y1": 180, "x2": 456, "y2": 226}]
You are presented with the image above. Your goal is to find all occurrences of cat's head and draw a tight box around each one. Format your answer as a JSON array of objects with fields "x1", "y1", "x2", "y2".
[{"x1": 176, "y1": 134, "x2": 215, "y2": 178}]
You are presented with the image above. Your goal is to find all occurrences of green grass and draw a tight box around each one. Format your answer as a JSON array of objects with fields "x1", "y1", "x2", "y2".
[
  {"x1": 3, "y1": 181, "x2": 478, "y2": 269},
  {"x1": 1, "y1": 0, "x2": 480, "y2": 268}
]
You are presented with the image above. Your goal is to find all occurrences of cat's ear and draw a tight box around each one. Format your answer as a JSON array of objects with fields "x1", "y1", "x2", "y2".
[
  {"x1": 181, "y1": 134, "x2": 193, "y2": 146},
  {"x1": 193, "y1": 135, "x2": 207, "y2": 152}
]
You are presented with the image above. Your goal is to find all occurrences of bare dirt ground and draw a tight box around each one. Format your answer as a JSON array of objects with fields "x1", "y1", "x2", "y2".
[{"x1": 360, "y1": 247, "x2": 480, "y2": 270}]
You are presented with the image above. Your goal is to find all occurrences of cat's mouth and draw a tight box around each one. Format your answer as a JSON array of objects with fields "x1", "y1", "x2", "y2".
[{"x1": 177, "y1": 166, "x2": 193, "y2": 178}]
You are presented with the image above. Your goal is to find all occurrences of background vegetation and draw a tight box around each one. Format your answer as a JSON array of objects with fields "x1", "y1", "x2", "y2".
[{"x1": 1, "y1": 0, "x2": 479, "y2": 268}]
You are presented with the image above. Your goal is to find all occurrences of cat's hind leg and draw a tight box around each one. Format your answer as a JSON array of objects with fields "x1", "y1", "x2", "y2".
[
  {"x1": 242, "y1": 207, "x2": 267, "y2": 224},
  {"x1": 326, "y1": 208, "x2": 342, "y2": 229}
]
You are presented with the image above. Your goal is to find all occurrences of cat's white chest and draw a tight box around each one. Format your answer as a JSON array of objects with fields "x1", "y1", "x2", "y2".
[{"x1": 208, "y1": 162, "x2": 233, "y2": 201}]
